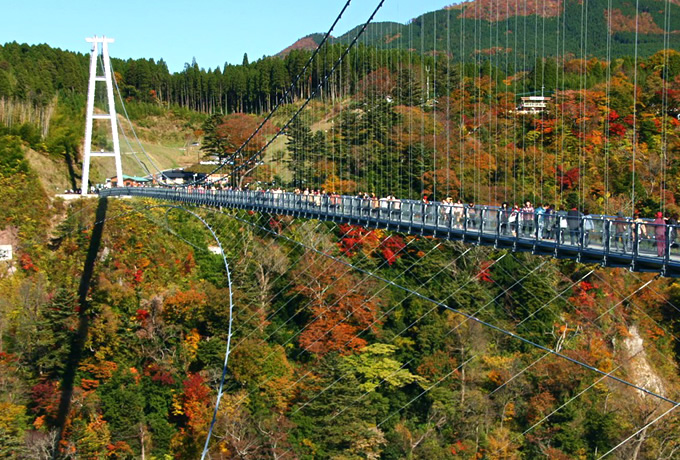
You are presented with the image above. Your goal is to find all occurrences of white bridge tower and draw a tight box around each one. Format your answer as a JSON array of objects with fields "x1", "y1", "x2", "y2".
[{"x1": 82, "y1": 36, "x2": 123, "y2": 195}]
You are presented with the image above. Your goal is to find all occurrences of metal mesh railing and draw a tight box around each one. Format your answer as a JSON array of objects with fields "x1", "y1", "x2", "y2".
[{"x1": 100, "y1": 187, "x2": 680, "y2": 276}]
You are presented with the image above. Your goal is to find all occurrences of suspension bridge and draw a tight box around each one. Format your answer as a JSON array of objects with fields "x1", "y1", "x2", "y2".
[{"x1": 60, "y1": 0, "x2": 680, "y2": 458}]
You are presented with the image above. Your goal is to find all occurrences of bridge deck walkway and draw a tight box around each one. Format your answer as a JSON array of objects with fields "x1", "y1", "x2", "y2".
[{"x1": 100, "y1": 187, "x2": 680, "y2": 277}]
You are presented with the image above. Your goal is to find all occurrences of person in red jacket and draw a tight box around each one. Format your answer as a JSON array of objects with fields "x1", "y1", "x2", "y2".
[{"x1": 653, "y1": 211, "x2": 667, "y2": 257}]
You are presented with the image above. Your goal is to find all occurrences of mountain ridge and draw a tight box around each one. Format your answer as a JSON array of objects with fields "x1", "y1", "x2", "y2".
[{"x1": 278, "y1": 0, "x2": 680, "y2": 60}]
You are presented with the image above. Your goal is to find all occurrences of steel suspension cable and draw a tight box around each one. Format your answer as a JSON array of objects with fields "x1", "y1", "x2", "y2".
[
  {"x1": 219, "y1": 207, "x2": 679, "y2": 404},
  {"x1": 108, "y1": 61, "x2": 167, "y2": 180},
  {"x1": 582, "y1": 0, "x2": 589, "y2": 210},
  {"x1": 230, "y1": 223, "x2": 421, "y2": 350},
  {"x1": 421, "y1": 15, "x2": 426, "y2": 200},
  {"x1": 208, "y1": 0, "x2": 355, "y2": 186},
  {"x1": 661, "y1": 0, "x2": 672, "y2": 215},
  {"x1": 505, "y1": 0, "x2": 510, "y2": 203},
  {"x1": 433, "y1": 9, "x2": 438, "y2": 201},
  {"x1": 512, "y1": 1, "x2": 519, "y2": 204},
  {"x1": 605, "y1": 0, "x2": 613, "y2": 215},
  {"x1": 217, "y1": 211, "x2": 476, "y2": 409},
  {"x1": 446, "y1": 5, "x2": 451, "y2": 199},
  {"x1": 631, "y1": 0, "x2": 640, "y2": 214},
  {"x1": 539, "y1": 0, "x2": 547, "y2": 206},
  {"x1": 459, "y1": 5, "x2": 466, "y2": 200},
  {"x1": 559, "y1": 0, "x2": 567, "y2": 208},
  {"x1": 220, "y1": 0, "x2": 387, "y2": 190}
]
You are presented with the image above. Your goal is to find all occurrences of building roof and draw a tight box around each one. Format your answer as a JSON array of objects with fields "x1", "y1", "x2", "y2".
[
  {"x1": 160, "y1": 169, "x2": 207, "y2": 180},
  {"x1": 111, "y1": 175, "x2": 151, "y2": 182},
  {"x1": 162, "y1": 170, "x2": 191, "y2": 179}
]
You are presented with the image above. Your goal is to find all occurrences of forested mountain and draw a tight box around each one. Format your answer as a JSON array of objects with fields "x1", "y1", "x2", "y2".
[
  {"x1": 286, "y1": 0, "x2": 680, "y2": 60},
  {"x1": 2, "y1": 0, "x2": 680, "y2": 119}
]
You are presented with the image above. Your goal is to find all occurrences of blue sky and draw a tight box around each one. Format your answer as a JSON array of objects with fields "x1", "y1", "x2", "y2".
[{"x1": 1, "y1": 0, "x2": 456, "y2": 73}]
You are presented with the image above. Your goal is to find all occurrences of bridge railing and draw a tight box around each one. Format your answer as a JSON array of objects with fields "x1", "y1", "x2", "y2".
[{"x1": 100, "y1": 187, "x2": 680, "y2": 275}]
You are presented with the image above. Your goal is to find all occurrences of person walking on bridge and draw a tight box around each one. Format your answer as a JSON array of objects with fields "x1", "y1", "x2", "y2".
[
  {"x1": 654, "y1": 212, "x2": 667, "y2": 257},
  {"x1": 509, "y1": 204, "x2": 520, "y2": 236},
  {"x1": 613, "y1": 211, "x2": 629, "y2": 253},
  {"x1": 500, "y1": 202, "x2": 510, "y2": 235},
  {"x1": 633, "y1": 212, "x2": 647, "y2": 244},
  {"x1": 535, "y1": 203, "x2": 545, "y2": 239},
  {"x1": 419, "y1": 194, "x2": 430, "y2": 221},
  {"x1": 567, "y1": 207, "x2": 582, "y2": 246},
  {"x1": 582, "y1": 209, "x2": 594, "y2": 248},
  {"x1": 544, "y1": 204, "x2": 555, "y2": 239},
  {"x1": 667, "y1": 213, "x2": 678, "y2": 251},
  {"x1": 467, "y1": 202, "x2": 478, "y2": 230},
  {"x1": 521, "y1": 201, "x2": 534, "y2": 236},
  {"x1": 453, "y1": 199, "x2": 464, "y2": 228}
]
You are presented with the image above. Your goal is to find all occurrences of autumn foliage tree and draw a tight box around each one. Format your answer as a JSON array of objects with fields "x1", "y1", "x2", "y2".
[
  {"x1": 171, "y1": 373, "x2": 212, "y2": 458},
  {"x1": 293, "y1": 252, "x2": 382, "y2": 355}
]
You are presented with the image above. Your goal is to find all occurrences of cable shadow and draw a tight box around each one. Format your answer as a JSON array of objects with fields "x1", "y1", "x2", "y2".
[{"x1": 52, "y1": 196, "x2": 108, "y2": 458}]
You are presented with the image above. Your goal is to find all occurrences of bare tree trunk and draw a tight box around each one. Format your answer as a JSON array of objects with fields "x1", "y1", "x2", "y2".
[
  {"x1": 238, "y1": 164, "x2": 261, "y2": 189},
  {"x1": 140, "y1": 424, "x2": 146, "y2": 460},
  {"x1": 257, "y1": 265, "x2": 269, "y2": 331},
  {"x1": 460, "y1": 344, "x2": 466, "y2": 404},
  {"x1": 630, "y1": 428, "x2": 647, "y2": 460}
]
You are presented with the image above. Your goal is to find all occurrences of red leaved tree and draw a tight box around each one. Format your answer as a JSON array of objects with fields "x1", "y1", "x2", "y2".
[
  {"x1": 171, "y1": 373, "x2": 212, "y2": 457},
  {"x1": 293, "y1": 252, "x2": 381, "y2": 356},
  {"x1": 213, "y1": 113, "x2": 277, "y2": 187}
]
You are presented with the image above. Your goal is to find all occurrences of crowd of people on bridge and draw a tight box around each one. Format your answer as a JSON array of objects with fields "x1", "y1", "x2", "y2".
[{"x1": 110, "y1": 182, "x2": 679, "y2": 258}]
